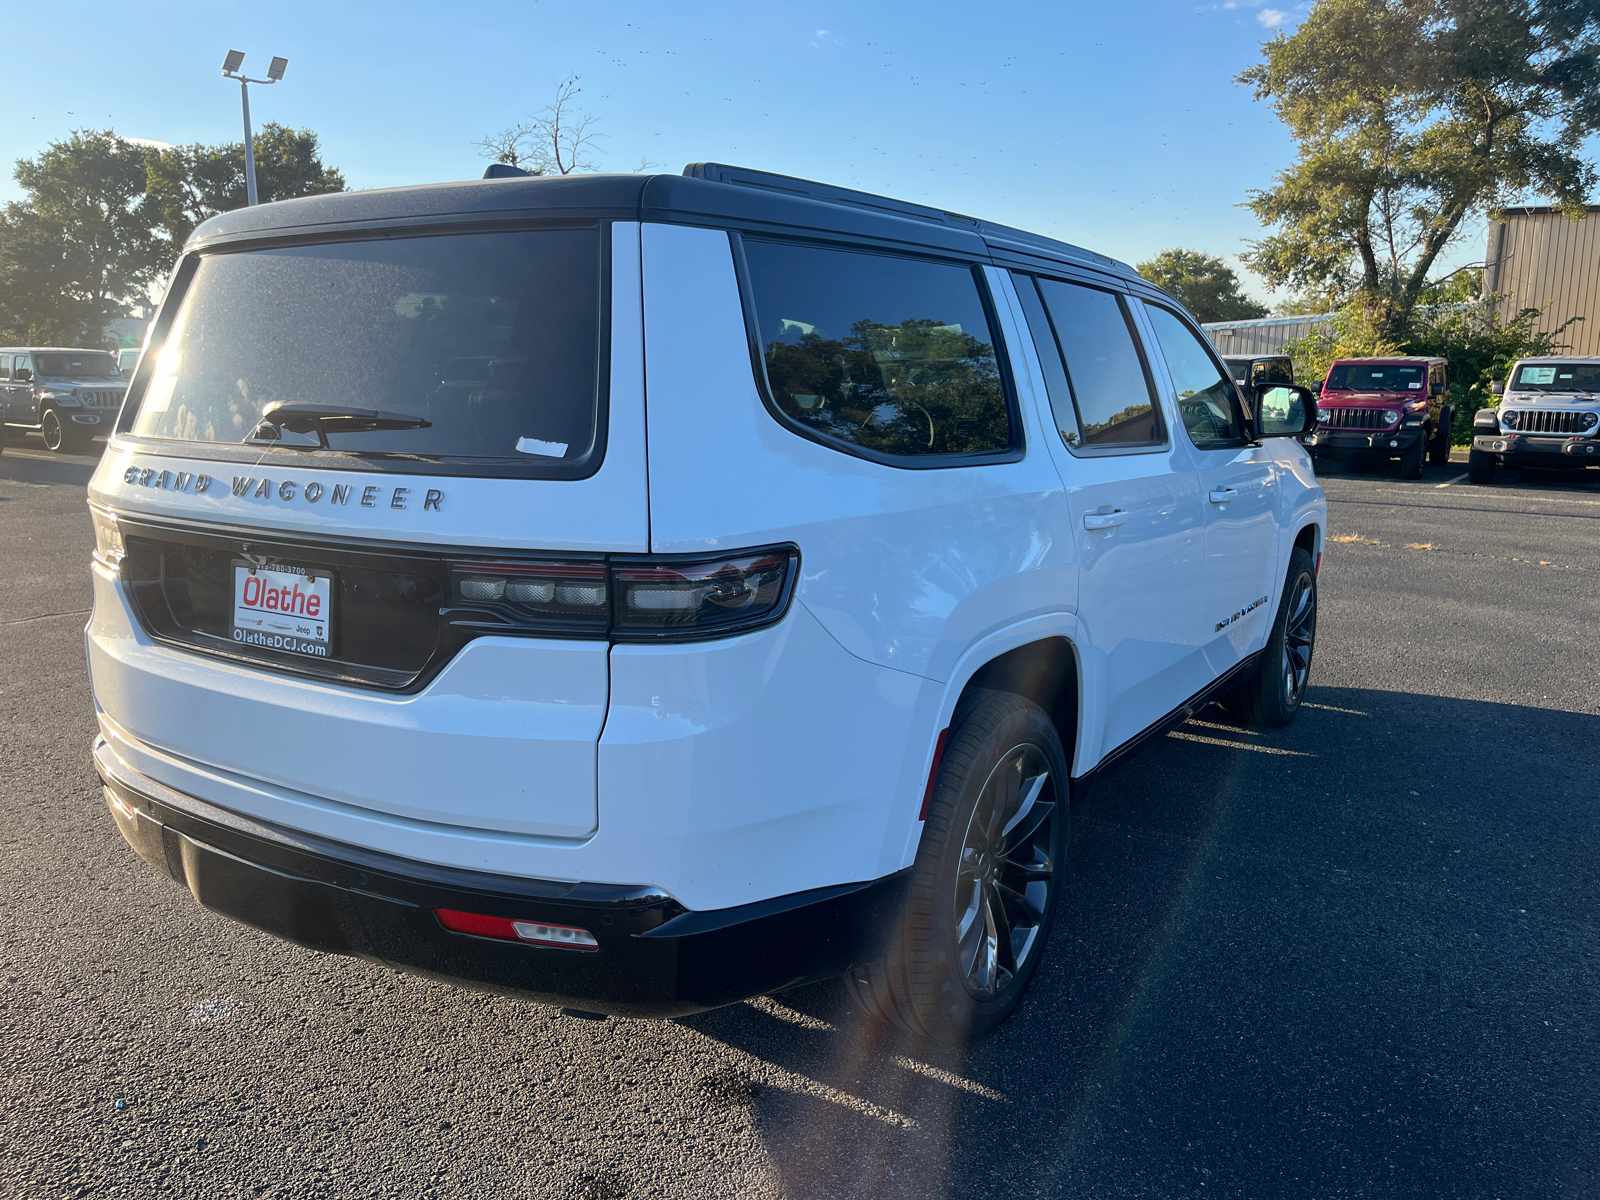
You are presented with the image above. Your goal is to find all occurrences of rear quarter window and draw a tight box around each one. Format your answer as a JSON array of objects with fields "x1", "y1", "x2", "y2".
[{"x1": 741, "y1": 239, "x2": 1013, "y2": 461}]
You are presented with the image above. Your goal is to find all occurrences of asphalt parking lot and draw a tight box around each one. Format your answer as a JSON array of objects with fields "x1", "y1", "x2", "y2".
[{"x1": 2, "y1": 440, "x2": 1596, "y2": 1200}]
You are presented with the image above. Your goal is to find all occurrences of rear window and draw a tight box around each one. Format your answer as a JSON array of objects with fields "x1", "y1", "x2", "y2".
[
  {"x1": 36, "y1": 352, "x2": 118, "y2": 378},
  {"x1": 131, "y1": 229, "x2": 602, "y2": 476},
  {"x1": 742, "y1": 240, "x2": 1012, "y2": 460},
  {"x1": 1514, "y1": 363, "x2": 1600, "y2": 392},
  {"x1": 1325, "y1": 363, "x2": 1424, "y2": 392},
  {"x1": 1034, "y1": 279, "x2": 1163, "y2": 449}
]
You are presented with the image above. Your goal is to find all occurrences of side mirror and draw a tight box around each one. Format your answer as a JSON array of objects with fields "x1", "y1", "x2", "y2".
[
  {"x1": 1430, "y1": 379, "x2": 1444, "y2": 397},
  {"x1": 1489, "y1": 379, "x2": 1504, "y2": 395},
  {"x1": 1255, "y1": 384, "x2": 1318, "y2": 438},
  {"x1": 13, "y1": 367, "x2": 32, "y2": 383}
]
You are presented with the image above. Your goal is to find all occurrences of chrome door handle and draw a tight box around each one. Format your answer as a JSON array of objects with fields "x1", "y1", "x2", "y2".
[
  {"x1": 1208, "y1": 488, "x2": 1238, "y2": 504},
  {"x1": 1083, "y1": 509, "x2": 1130, "y2": 530}
]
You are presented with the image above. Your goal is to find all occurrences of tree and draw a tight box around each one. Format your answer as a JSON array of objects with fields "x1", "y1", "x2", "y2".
[
  {"x1": 0, "y1": 131, "x2": 165, "y2": 346},
  {"x1": 1240, "y1": 0, "x2": 1600, "y2": 342},
  {"x1": 1135, "y1": 248, "x2": 1268, "y2": 323},
  {"x1": 479, "y1": 76, "x2": 603, "y2": 176},
  {"x1": 147, "y1": 123, "x2": 345, "y2": 254}
]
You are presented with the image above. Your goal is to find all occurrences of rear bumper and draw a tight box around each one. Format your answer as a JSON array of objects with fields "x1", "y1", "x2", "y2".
[
  {"x1": 1304, "y1": 427, "x2": 1422, "y2": 456},
  {"x1": 95, "y1": 736, "x2": 910, "y2": 1017}
]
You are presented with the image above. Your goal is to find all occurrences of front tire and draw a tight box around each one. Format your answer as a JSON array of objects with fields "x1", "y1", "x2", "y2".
[
  {"x1": 849, "y1": 691, "x2": 1068, "y2": 1043},
  {"x1": 1400, "y1": 438, "x2": 1424, "y2": 479},
  {"x1": 1467, "y1": 447, "x2": 1497, "y2": 485},
  {"x1": 1221, "y1": 546, "x2": 1317, "y2": 728},
  {"x1": 40, "y1": 407, "x2": 66, "y2": 452}
]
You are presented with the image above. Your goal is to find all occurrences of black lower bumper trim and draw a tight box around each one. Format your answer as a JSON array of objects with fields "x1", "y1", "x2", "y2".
[
  {"x1": 1307, "y1": 428, "x2": 1422, "y2": 455},
  {"x1": 95, "y1": 738, "x2": 910, "y2": 1016}
]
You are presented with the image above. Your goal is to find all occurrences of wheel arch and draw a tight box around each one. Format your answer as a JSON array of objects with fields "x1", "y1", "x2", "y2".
[{"x1": 897, "y1": 620, "x2": 1089, "y2": 871}]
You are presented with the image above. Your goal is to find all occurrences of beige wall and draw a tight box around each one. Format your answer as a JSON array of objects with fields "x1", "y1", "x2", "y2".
[{"x1": 1486, "y1": 207, "x2": 1600, "y2": 356}]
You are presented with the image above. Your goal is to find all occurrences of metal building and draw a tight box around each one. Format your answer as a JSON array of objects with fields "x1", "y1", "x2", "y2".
[
  {"x1": 1201, "y1": 312, "x2": 1332, "y2": 356},
  {"x1": 1484, "y1": 205, "x2": 1600, "y2": 356}
]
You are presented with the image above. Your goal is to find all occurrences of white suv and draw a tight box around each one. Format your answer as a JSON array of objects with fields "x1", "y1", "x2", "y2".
[{"x1": 86, "y1": 164, "x2": 1326, "y2": 1041}]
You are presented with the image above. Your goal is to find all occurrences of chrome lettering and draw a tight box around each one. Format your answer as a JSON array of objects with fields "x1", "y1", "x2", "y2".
[
  {"x1": 390, "y1": 487, "x2": 408, "y2": 509},
  {"x1": 278, "y1": 480, "x2": 297, "y2": 501},
  {"x1": 123, "y1": 467, "x2": 139, "y2": 484},
  {"x1": 330, "y1": 484, "x2": 351, "y2": 506},
  {"x1": 173, "y1": 472, "x2": 191, "y2": 492},
  {"x1": 154, "y1": 470, "x2": 170, "y2": 490},
  {"x1": 423, "y1": 489, "x2": 443, "y2": 512},
  {"x1": 232, "y1": 476, "x2": 254, "y2": 497},
  {"x1": 360, "y1": 486, "x2": 378, "y2": 508},
  {"x1": 253, "y1": 478, "x2": 272, "y2": 499},
  {"x1": 194, "y1": 474, "x2": 212, "y2": 494},
  {"x1": 138, "y1": 468, "x2": 155, "y2": 486},
  {"x1": 304, "y1": 482, "x2": 323, "y2": 503}
]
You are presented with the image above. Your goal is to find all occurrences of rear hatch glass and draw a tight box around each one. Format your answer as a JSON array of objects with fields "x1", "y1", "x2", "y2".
[{"x1": 129, "y1": 227, "x2": 603, "y2": 478}]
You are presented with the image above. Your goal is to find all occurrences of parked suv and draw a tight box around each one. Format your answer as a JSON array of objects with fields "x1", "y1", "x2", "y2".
[
  {"x1": 1468, "y1": 357, "x2": 1600, "y2": 484},
  {"x1": 1222, "y1": 354, "x2": 1294, "y2": 392},
  {"x1": 1, "y1": 346, "x2": 126, "y2": 452},
  {"x1": 85, "y1": 165, "x2": 1326, "y2": 1041},
  {"x1": 1304, "y1": 356, "x2": 1453, "y2": 478}
]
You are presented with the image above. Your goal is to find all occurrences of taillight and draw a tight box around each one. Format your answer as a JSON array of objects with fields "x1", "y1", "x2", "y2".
[
  {"x1": 452, "y1": 561, "x2": 609, "y2": 634},
  {"x1": 446, "y1": 545, "x2": 798, "y2": 642},
  {"x1": 612, "y1": 548, "x2": 796, "y2": 639}
]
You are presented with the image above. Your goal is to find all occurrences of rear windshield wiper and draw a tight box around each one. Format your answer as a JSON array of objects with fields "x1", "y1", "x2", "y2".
[{"x1": 247, "y1": 402, "x2": 432, "y2": 449}]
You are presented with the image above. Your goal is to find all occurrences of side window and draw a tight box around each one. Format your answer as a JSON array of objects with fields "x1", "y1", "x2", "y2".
[
  {"x1": 13, "y1": 355, "x2": 31, "y2": 382},
  {"x1": 1035, "y1": 278, "x2": 1163, "y2": 449},
  {"x1": 1145, "y1": 305, "x2": 1249, "y2": 450},
  {"x1": 742, "y1": 239, "x2": 1012, "y2": 459},
  {"x1": 0, "y1": 355, "x2": 10, "y2": 380},
  {"x1": 1011, "y1": 274, "x2": 1081, "y2": 446}
]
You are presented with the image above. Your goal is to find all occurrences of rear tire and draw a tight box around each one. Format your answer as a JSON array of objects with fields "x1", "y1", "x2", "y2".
[
  {"x1": 1467, "y1": 448, "x2": 1497, "y2": 485},
  {"x1": 848, "y1": 691, "x2": 1068, "y2": 1044},
  {"x1": 1220, "y1": 546, "x2": 1318, "y2": 729},
  {"x1": 1400, "y1": 438, "x2": 1424, "y2": 480},
  {"x1": 1428, "y1": 423, "x2": 1452, "y2": 466}
]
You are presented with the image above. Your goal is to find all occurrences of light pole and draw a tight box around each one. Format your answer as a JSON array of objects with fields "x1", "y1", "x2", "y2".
[{"x1": 220, "y1": 50, "x2": 288, "y2": 206}]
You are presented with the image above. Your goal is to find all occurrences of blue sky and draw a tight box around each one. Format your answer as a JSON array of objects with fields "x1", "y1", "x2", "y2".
[{"x1": 2, "y1": 0, "x2": 1497, "y2": 305}]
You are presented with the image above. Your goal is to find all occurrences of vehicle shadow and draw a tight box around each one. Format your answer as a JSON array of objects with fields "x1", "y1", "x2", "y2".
[
  {"x1": 678, "y1": 687, "x2": 1600, "y2": 1199},
  {"x1": 0, "y1": 447, "x2": 100, "y2": 488},
  {"x1": 1315, "y1": 450, "x2": 1600, "y2": 494}
]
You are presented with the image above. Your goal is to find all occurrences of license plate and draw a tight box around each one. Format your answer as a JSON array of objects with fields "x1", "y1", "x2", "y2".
[{"x1": 231, "y1": 560, "x2": 334, "y2": 658}]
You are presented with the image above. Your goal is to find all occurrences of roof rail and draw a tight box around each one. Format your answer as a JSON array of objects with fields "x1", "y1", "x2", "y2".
[
  {"x1": 682, "y1": 161, "x2": 1135, "y2": 280},
  {"x1": 682, "y1": 162, "x2": 976, "y2": 228}
]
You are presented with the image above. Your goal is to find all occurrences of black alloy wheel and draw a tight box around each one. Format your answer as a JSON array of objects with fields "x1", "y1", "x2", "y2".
[
  {"x1": 40, "y1": 407, "x2": 66, "y2": 452},
  {"x1": 1223, "y1": 545, "x2": 1318, "y2": 728},
  {"x1": 849, "y1": 690, "x2": 1068, "y2": 1043},
  {"x1": 952, "y1": 741, "x2": 1056, "y2": 1001}
]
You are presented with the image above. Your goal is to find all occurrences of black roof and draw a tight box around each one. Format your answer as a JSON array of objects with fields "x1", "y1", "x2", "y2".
[{"x1": 186, "y1": 163, "x2": 1142, "y2": 287}]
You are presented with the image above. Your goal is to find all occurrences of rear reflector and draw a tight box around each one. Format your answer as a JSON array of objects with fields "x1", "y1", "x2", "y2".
[{"x1": 434, "y1": 908, "x2": 599, "y2": 951}]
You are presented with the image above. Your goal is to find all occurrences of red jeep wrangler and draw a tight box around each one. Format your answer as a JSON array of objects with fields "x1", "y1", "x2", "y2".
[{"x1": 1304, "y1": 357, "x2": 1453, "y2": 479}]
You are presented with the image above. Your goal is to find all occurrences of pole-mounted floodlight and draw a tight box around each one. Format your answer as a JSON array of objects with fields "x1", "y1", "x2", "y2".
[{"x1": 220, "y1": 50, "x2": 289, "y2": 206}]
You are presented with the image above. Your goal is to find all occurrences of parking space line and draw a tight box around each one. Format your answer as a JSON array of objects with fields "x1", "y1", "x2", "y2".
[{"x1": 1435, "y1": 473, "x2": 1468, "y2": 488}]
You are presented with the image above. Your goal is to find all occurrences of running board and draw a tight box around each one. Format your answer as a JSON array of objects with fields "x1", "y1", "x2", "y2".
[{"x1": 1069, "y1": 650, "x2": 1264, "y2": 804}]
